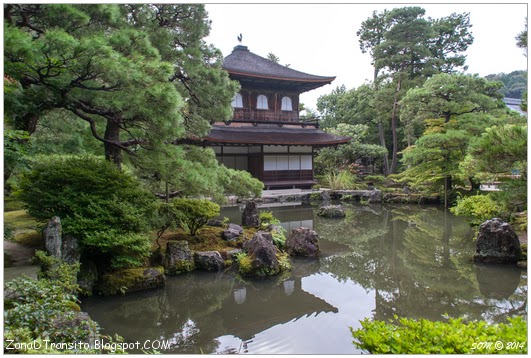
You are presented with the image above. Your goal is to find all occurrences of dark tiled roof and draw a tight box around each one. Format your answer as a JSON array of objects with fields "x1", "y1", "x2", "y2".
[
  {"x1": 223, "y1": 45, "x2": 335, "y2": 92},
  {"x1": 204, "y1": 124, "x2": 350, "y2": 147}
]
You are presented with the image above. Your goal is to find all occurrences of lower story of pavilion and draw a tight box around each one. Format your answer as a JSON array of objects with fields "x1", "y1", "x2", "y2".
[{"x1": 203, "y1": 123, "x2": 351, "y2": 189}]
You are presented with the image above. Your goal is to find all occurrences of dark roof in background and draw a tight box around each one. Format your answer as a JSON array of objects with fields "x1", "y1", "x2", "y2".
[
  {"x1": 222, "y1": 45, "x2": 335, "y2": 93},
  {"x1": 205, "y1": 124, "x2": 351, "y2": 147}
]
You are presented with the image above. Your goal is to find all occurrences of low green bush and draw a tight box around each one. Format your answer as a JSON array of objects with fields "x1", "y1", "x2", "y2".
[
  {"x1": 351, "y1": 316, "x2": 527, "y2": 354},
  {"x1": 16, "y1": 155, "x2": 157, "y2": 269},
  {"x1": 450, "y1": 194, "x2": 502, "y2": 225},
  {"x1": 4, "y1": 276, "x2": 99, "y2": 354},
  {"x1": 33, "y1": 250, "x2": 80, "y2": 294},
  {"x1": 235, "y1": 252, "x2": 253, "y2": 276},
  {"x1": 170, "y1": 198, "x2": 220, "y2": 236},
  {"x1": 323, "y1": 170, "x2": 361, "y2": 190},
  {"x1": 363, "y1": 174, "x2": 386, "y2": 184}
]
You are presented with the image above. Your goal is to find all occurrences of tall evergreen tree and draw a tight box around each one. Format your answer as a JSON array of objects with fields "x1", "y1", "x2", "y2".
[
  {"x1": 355, "y1": 7, "x2": 473, "y2": 174},
  {"x1": 4, "y1": 4, "x2": 237, "y2": 168}
]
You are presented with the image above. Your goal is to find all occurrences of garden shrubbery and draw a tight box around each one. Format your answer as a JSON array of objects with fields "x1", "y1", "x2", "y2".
[
  {"x1": 4, "y1": 252, "x2": 100, "y2": 353},
  {"x1": 170, "y1": 198, "x2": 220, "y2": 236},
  {"x1": 17, "y1": 155, "x2": 157, "y2": 269},
  {"x1": 451, "y1": 194, "x2": 502, "y2": 225},
  {"x1": 351, "y1": 316, "x2": 527, "y2": 354}
]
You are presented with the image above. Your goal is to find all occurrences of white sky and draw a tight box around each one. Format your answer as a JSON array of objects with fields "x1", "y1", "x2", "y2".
[{"x1": 204, "y1": 2, "x2": 528, "y2": 110}]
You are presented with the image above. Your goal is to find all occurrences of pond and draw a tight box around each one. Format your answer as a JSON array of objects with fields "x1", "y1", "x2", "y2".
[{"x1": 81, "y1": 203, "x2": 527, "y2": 354}]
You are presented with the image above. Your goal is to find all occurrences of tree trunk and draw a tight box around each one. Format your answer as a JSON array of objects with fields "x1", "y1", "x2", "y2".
[
  {"x1": 373, "y1": 68, "x2": 389, "y2": 176},
  {"x1": 104, "y1": 119, "x2": 122, "y2": 169},
  {"x1": 17, "y1": 112, "x2": 40, "y2": 134},
  {"x1": 469, "y1": 177, "x2": 481, "y2": 192},
  {"x1": 378, "y1": 121, "x2": 390, "y2": 175},
  {"x1": 389, "y1": 78, "x2": 401, "y2": 174},
  {"x1": 444, "y1": 174, "x2": 453, "y2": 208}
]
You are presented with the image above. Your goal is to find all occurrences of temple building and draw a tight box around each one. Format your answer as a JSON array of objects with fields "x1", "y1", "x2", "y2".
[{"x1": 203, "y1": 45, "x2": 350, "y2": 189}]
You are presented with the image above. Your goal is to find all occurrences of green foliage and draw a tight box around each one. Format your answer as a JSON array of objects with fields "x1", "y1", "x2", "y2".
[
  {"x1": 451, "y1": 194, "x2": 502, "y2": 225},
  {"x1": 235, "y1": 252, "x2": 253, "y2": 276},
  {"x1": 16, "y1": 155, "x2": 157, "y2": 269},
  {"x1": 271, "y1": 227, "x2": 287, "y2": 249},
  {"x1": 351, "y1": 316, "x2": 527, "y2": 354},
  {"x1": 322, "y1": 170, "x2": 360, "y2": 190},
  {"x1": 4, "y1": 223, "x2": 15, "y2": 241},
  {"x1": 97, "y1": 266, "x2": 165, "y2": 296},
  {"x1": 363, "y1": 175, "x2": 386, "y2": 184},
  {"x1": 4, "y1": 129, "x2": 32, "y2": 184},
  {"x1": 259, "y1": 210, "x2": 280, "y2": 228},
  {"x1": 4, "y1": 276, "x2": 99, "y2": 353},
  {"x1": 315, "y1": 123, "x2": 387, "y2": 175},
  {"x1": 485, "y1": 70, "x2": 527, "y2": 99},
  {"x1": 277, "y1": 252, "x2": 292, "y2": 272},
  {"x1": 134, "y1": 145, "x2": 262, "y2": 204},
  {"x1": 33, "y1": 250, "x2": 80, "y2": 294},
  {"x1": 5, "y1": 4, "x2": 237, "y2": 172},
  {"x1": 170, "y1": 198, "x2": 220, "y2": 236},
  {"x1": 468, "y1": 124, "x2": 527, "y2": 175}
]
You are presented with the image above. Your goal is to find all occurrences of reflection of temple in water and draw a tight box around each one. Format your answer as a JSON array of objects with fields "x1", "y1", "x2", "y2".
[
  {"x1": 214, "y1": 266, "x2": 338, "y2": 341},
  {"x1": 220, "y1": 204, "x2": 314, "y2": 230}
]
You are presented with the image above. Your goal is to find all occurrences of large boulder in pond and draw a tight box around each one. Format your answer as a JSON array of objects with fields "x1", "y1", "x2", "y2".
[
  {"x1": 43, "y1": 216, "x2": 80, "y2": 264},
  {"x1": 286, "y1": 227, "x2": 320, "y2": 258},
  {"x1": 97, "y1": 266, "x2": 166, "y2": 296},
  {"x1": 222, "y1": 223, "x2": 244, "y2": 241},
  {"x1": 474, "y1": 218, "x2": 522, "y2": 264},
  {"x1": 194, "y1": 251, "x2": 225, "y2": 271},
  {"x1": 242, "y1": 201, "x2": 260, "y2": 228},
  {"x1": 317, "y1": 205, "x2": 346, "y2": 218},
  {"x1": 241, "y1": 231, "x2": 280, "y2": 276},
  {"x1": 164, "y1": 241, "x2": 195, "y2": 275}
]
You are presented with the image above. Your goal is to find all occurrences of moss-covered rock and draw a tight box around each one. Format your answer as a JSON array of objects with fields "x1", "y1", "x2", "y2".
[
  {"x1": 97, "y1": 266, "x2": 165, "y2": 296},
  {"x1": 317, "y1": 205, "x2": 346, "y2": 218},
  {"x1": 163, "y1": 240, "x2": 195, "y2": 276},
  {"x1": 238, "y1": 231, "x2": 292, "y2": 277},
  {"x1": 194, "y1": 251, "x2": 225, "y2": 271}
]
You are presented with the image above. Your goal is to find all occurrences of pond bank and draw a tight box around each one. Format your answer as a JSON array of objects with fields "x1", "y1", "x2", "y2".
[{"x1": 229, "y1": 188, "x2": 440, "y2": 206}]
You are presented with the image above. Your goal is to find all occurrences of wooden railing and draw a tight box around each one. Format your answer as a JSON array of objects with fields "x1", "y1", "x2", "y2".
[
  {"x1": 263, "y1": 170, "x2": 313, "y2": 181},
  {"x1": 233, "y1": 108, "x2": 299, "y2": 122},
  {"x1": 230, "y1": 108, "x2": 320, "y2": 127}
]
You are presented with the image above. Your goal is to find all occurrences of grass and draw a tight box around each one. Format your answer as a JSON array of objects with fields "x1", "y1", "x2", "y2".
[{"x1": 4, "y1": 209, "x2": 43, "y2": 248}]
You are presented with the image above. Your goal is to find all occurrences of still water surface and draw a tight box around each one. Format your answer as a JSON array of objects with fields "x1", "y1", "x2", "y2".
[{"x1": 82, "y1": 203, "x2": 527, "y2": 354}]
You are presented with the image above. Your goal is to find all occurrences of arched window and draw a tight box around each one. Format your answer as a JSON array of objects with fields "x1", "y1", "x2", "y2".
[
  {"x1": 231, "y1": 93, "x2": 243, "y2": 108},
  {"x1": 257, "y1": 94, "x2": 268, "y2": 109},
  {"x1": 281, "y1": 96, "x2": 293, "y2": 111}
]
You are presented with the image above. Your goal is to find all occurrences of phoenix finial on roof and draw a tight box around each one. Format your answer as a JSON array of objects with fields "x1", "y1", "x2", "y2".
[{"x1": 237, "y1": 33, "x2": 243, "y2": 44}]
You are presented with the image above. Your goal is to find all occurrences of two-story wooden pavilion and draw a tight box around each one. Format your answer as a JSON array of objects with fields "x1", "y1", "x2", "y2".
[{"x1": 203, "y1": 45, "x2": 350, "y2": 189}]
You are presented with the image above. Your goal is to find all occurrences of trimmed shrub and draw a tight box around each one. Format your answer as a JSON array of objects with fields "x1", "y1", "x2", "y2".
[
  {"x1": 16, "y1": 155, "x2": 157, "y2": 269},
  {"x1": 170, "y1": 198, "x2": 220, "y2": 236},
  {"x1": 451, "y1": 194, "x2": 502, "y2": 225},
  {"x1": 351, "y1": 316, "x2": 527, "y2": 354}
]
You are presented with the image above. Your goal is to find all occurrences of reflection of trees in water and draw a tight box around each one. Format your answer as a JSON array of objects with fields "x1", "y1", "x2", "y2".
[
  {"x1": 83, "y1": 204, "x2": 527, "y2": 353},
  {"x1": 83, "y1": 272, "x2": 235, "y2": 353},
  {"x1": 317, "y1": 204, "x2": 526, "y2": 323}
]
